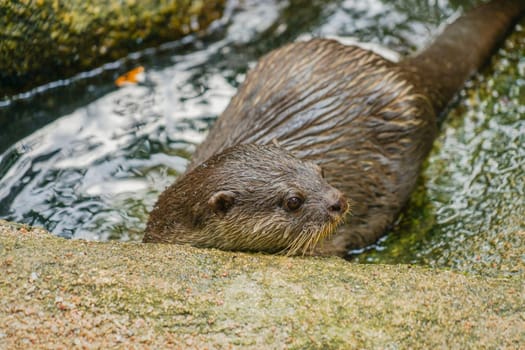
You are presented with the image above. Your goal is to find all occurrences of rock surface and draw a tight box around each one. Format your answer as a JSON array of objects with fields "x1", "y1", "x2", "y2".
[
  {"x1": 0, "y1": 0, "x2": 224, "y2": 97},
  {"x1": 1, "y1": 219, "x2": 523, "y2": 348}
]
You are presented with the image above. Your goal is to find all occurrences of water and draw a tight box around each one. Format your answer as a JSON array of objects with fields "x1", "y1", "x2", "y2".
[{"x1": 1, "y1": 0, "x2": 523, "y2": 276}]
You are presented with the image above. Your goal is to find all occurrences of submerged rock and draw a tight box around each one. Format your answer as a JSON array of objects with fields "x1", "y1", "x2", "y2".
[
  {"x1": 1, "y1": 220, "x2": 523, "y2": 348},
  {"x1": 0, "y1": 0, "x2": 225, "y2": 97}
]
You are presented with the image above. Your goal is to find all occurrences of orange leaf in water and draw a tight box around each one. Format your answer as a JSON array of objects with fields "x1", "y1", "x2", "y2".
[{"x1": 115, "y1": 66, "x2": 145, "y2": 87}]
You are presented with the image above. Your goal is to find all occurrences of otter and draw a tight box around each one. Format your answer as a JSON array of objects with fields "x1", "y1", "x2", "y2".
[{"x1": 144, "y1": 0, "x2": 525, "y2": 256}]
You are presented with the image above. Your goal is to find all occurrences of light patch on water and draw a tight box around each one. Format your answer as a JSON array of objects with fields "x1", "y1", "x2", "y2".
[{"x1": 226, "y1": 0, "x2": 282, "y2": 44}]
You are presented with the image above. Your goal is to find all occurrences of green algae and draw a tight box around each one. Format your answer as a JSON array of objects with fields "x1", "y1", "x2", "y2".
[{"x1": 0, "y1": 0, "x2": 225, "y2": 96}]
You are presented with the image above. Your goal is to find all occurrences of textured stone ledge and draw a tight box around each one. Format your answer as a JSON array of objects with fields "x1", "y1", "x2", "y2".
[{"x1": 0, "y1": 220, "x2": 523, "y2": 348}]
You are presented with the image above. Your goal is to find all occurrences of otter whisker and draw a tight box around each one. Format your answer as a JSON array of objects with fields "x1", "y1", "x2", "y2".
[
  {"x1": 302, "y1": 229, "x2": 317, "y2": 255},
  {"x1": 286, "y1": 228, "x2": 310, "y2": 256}
]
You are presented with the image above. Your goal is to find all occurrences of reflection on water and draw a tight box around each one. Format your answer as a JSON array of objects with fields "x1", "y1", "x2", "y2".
[{"x1": 1, "y1": 0, "x2": 523, "y2": 275}]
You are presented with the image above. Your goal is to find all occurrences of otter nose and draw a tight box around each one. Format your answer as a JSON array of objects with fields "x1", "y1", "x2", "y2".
[{"x1": 326, "y1": 190, "x2": 349, "y2": 215}]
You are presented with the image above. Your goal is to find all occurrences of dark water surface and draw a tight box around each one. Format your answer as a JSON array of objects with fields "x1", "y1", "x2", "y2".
[{"x1": 1, "y1": 0, "x2": 523, "y2": 275}]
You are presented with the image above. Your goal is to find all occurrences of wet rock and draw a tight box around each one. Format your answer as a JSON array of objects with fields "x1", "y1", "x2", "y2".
[{"x1": 0, "y1": 0, "x2": 225, "y2": 97}]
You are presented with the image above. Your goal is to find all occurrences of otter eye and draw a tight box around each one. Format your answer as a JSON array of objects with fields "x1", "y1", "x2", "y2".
[{"x1": 284, "y1": 196, "x2": 304, "y2": 212}]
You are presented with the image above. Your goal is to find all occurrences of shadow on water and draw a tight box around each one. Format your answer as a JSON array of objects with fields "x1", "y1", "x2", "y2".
[{"x1": 1, "y1": 0, "x2": 523, "y2": 276}]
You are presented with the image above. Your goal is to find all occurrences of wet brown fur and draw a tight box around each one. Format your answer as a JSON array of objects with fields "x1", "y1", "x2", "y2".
[
  {"x1": 145, "y1": 144, "x2": 349, "y2": 255},
  {"x1": 144, "y1": 0, "x2": 525, "y2": 256}
]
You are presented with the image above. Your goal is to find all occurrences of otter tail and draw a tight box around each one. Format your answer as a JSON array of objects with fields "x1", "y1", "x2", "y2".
[{"x1": 400, "y1": 0, "x2": 525, "y2": 115}]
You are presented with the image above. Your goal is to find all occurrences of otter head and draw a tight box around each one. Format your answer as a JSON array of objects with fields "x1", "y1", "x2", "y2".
[{"x1": 144, "y1": 144, "x2": 349, "y2": 255}]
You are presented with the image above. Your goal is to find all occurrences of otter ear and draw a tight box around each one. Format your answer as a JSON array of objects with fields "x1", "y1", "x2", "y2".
[{"x1": 208, "y1": 191, "x2": 236, "y2": 217}]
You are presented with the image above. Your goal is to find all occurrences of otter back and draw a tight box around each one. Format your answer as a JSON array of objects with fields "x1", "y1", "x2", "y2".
[{"x1": 190, "y1": 40, "x2": 437, "y2": 253}]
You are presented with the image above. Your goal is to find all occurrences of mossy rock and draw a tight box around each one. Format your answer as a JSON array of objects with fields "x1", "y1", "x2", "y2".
[
  {"x1": 0, "y1": 0, "x2": 225, "y2": 97},
  {"x1": 1, "y1": 220, "x2": 523, "y2": 348}
]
